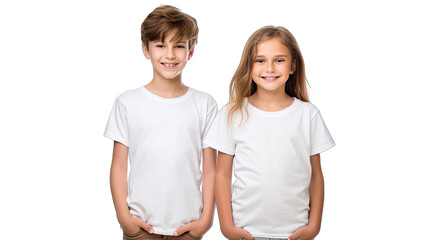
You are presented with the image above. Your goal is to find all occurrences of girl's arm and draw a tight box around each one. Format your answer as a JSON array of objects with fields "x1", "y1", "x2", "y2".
[
  {"x1": 288, "y1": 153, "x2": 324, "y2": 240},
  {"x1": 174, "y1": 147, "x2": 217, "y2": 237},
  {"x1": 308, "y1": 154, "x2": 324, "y2": 232},
  {"x1": 110, "y1": 141, "x2": 153, "y2": 235},
  {"x1": 216, "y1": 152, "x2": 254, "y2": 240}
]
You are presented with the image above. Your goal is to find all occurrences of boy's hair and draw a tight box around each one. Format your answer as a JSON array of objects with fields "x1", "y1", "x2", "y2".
[
  {"x1": 228, "y1": 25, "x2": 309, "y2": 124},
  {"x1": 141, "y1": 5, "x2": 199, "y2": 49}
]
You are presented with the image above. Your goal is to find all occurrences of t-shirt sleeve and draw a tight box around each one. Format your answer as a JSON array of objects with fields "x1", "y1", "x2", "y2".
[
  {"x1": 203, "y1": 107, "x2": 235, "y2": 155},
  {"x1": 104, "y1": 98, "x2": 129, "y2": 147},
  {"x1": 202, "y1": 97, "x2": 218, "y2": 149},
  {"x1": 310, "y1": 110, "x2": 335, "y2": 156}
]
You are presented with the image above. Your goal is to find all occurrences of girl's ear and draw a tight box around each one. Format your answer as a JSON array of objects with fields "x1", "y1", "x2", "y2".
[
  {"x1": 291, "y1": 59, "x2": 297, "y2": 74},
  {"x1": 142, "y1": 44, "x2": 150, "y2": 59},
  {"x1": 187, "y1": 46, "x2": 195, "y2": 60}
]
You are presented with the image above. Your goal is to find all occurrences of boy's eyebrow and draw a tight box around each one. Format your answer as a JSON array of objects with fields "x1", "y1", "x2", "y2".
[{"x1": 154, "y1": 40, "x2": 187, "y2": 44}]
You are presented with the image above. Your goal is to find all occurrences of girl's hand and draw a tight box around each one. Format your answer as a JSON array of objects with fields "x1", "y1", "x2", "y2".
[
  {"x1": 223, "y1": 226, "x2": 254, "y2": 240},
  {"x1": 120, "y1": 214, "x2": 153, "y2": 236},
  {"x1": 173, "y1": 219, "x2": 211, "y2": 237},
  {"x1": 288, "y1": 225, "x2": 319, "y2": 240}
]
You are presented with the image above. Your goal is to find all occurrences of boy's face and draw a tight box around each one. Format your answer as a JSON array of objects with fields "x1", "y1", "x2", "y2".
[{"x1": 143, "y1": 32, "x2": 194, "y2": 82}]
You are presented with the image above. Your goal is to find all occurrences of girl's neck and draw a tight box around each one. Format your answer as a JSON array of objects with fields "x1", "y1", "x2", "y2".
[
  {"x1": 145, "y1": 77, "x2": 188, "y2": 99},
  {"x1": 248, "y1": 90, "x2": 294, "y2": 112}
]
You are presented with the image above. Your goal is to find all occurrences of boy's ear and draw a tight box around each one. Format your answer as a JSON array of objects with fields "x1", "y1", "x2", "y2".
[
  {"x1": 187, "y1": 46, "x2": 195, "y2": 60},
  {"x1": 142, "y1": 44, "x2": 150, "y2": 59}
]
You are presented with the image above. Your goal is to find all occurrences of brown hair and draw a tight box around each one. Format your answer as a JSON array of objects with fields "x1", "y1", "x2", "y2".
[
  {"x1": 228, "y1": 26, "x2": 309, "y2": 124},
  {"x1": 141, "y1": 5, "x2": 198, "y2": 49}
]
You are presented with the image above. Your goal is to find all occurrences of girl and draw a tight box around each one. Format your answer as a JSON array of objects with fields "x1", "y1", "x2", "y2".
[{"x1": 204, "y1": 26, "x2": 335, "y2": 240}]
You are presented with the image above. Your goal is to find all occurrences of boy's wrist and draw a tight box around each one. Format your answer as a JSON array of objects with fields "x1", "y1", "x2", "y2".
[
  {"x1": 117, "y1": 211, "x2": 133, "y2": 223},
  {"x1": 306, "y1": 222, "x2": 321, "y2": 235}
]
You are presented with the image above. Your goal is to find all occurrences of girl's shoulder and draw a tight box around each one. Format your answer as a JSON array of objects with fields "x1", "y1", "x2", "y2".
[{"x1": 294, "y1": 98, "x2": 322, "y2": 119}]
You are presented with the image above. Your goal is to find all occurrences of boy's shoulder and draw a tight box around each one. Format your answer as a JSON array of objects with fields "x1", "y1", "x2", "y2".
[
  {"x1": 188, "y1": 87, "x2": 217, "y2": 107},
  {"x1": 115, "y1": 86, "x2": 145, "y2": 102},
  {"x1": 189, "y1": 87, "x2": 215, "y2": 100}
]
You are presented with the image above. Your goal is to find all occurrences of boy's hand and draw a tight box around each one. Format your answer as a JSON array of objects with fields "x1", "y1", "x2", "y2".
[
  {"x1": 288, "y1": 224, "x2": 319, "y2": 240},
  {"x1": 120, "y1": 214, "x2": 153, "y2": 235},
  {"x1": 173, "y1": 219, "x2": 211, "y2": 237}
]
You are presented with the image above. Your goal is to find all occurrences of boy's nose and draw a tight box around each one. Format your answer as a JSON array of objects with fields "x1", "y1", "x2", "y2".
[{"x1": 166, "y1": 48, "x2": 176, "y2": 59}]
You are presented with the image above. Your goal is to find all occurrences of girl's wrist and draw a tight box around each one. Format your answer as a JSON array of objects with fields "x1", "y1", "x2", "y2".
[{"x1": 199, "y1": 216, "x2": 213, "y2": 230}]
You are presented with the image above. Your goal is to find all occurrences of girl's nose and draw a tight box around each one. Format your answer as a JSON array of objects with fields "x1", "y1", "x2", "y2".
[{"x1": 266, "y1": 62, "x2": 275, "y2": 73}]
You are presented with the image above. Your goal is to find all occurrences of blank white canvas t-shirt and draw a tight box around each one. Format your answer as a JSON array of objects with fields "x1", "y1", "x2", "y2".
[
  {"x1": 104, "y1": 86, "x2": 217, "y2": 235},
  {"x1": 204, "y1": 98, "x2": 335, "y2": 238}
]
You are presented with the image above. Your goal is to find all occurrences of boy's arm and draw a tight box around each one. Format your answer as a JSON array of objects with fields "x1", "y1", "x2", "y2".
[
  {"x1": 288, "y1": 154, "x2": 324, "y2": 240},
  {"x1": 215, "y1": 152, "x2": 254, "y2": 240},
  {"x1": 200, "y1": 147, "x2": 216, "y2": 224},
  {"x1": 110, "y1": 141, "x2": 153, "y2": 235},
  {"x1": 174, "y1": 147, "x2": 216, "y2": 237}
]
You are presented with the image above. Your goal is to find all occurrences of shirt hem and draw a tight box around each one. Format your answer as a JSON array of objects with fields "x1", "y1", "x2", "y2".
[
  {"x1": 104, "y1": 131, "x2": 129, "y2": 147},
  {"x1": 311, "y1": 140, "x2": 335, "y2": 156},
  {"x1": 251, "y1": 233, "x2": 291, "y2": 238},
  {"x1": 203, "y1": 138, "x2": 234, "y2": 155},
  {"x1": 152, "y1": 229, "x2": 176, "y2": 236}
]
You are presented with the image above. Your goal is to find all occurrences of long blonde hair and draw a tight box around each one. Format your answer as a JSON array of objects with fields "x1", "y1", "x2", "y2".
[{"x1": 228, "y1": 26, "x2": 309, "y2": 124}]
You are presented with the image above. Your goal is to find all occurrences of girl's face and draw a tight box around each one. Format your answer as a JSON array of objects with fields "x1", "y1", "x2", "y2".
[{"x1": 252, "y1": 37, "x2": 295, "y2": 94}]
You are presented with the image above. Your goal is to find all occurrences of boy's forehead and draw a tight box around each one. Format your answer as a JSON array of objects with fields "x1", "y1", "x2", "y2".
[{"x1": 155, "y1": 30, "x2": 190, "y2": 43}]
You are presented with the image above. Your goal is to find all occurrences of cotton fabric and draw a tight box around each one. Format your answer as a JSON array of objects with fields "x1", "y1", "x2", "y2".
[
  {"x1": 204, "y1": 98, "x2": 334, "y2": 238},
  {"x1": 105, "y1": 86, "x2": 217, "y2": 235}
]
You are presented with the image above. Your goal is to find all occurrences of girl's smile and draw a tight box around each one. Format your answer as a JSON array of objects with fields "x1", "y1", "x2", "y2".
[{"x1": 261, "y1": 75, "x2": 280, "y2": 82}]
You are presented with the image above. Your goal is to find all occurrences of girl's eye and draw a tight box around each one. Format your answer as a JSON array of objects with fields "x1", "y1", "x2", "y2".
[
  {"x1": 255, "y1": 59, "x2": 264, "y2": 63},
  {"x1": 275, "y1": 59, "x2": 285, "y2": 63}
]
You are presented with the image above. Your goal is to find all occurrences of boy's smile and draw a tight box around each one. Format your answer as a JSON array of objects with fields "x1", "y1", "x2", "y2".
[
  {"x1": 161, "y1": 62, "x2": 179, "y2": 69},
  {"x1": 143, "y1": 32, "x2": 194, "y2": 82}
]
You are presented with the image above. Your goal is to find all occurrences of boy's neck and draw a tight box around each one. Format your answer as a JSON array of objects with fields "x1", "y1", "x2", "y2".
[
  {"x1": 145, "y1": 77, "x2": 188, "y2": 99},
  {"x1": 248, "y1": 89, "x2": 293, "y2": 112}
]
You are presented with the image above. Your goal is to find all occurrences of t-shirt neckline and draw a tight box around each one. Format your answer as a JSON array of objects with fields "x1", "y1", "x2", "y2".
[
  {"x1": 140, "y1": 86, "x2": 193, "y2": 103},
  {"x1": 246, "y1": 97, "x2": 300, "y2": 117}
]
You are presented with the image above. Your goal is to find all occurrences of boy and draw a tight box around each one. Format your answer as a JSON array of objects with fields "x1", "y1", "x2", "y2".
[{"x1": 104, "y1": 5, "x2": 217, "y2": 240}]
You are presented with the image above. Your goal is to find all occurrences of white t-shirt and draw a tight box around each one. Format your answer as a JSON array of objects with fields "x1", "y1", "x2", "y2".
[
  {"x1": 104, "y1": 86, "x2": 217, "y2": 235},
  {"x1": 204, "y1": 98, "x2": 335, "y2": 238}
]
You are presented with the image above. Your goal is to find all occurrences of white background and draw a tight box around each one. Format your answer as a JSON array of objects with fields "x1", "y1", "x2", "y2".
[{"x1": 1, "y1": 0, "x2": 428, "y2": 239}]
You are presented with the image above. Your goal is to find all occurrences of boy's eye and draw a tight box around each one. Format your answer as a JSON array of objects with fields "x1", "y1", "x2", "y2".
[
  {"x1": 156, "y1": 44, "x2": 165, "y2": 48},
  {"x1": 175, "y1": 45, "x2": 186, "y2": 49}
]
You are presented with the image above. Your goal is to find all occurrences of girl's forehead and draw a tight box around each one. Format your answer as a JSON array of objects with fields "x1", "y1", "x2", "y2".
[{"x1": 255, "y1": 38, "x2": 291, "y2": 56}]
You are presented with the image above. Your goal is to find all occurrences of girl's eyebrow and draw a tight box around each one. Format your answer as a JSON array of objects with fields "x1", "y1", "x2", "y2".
[{"x1": 255, "y1": 55, "x2": 289, "y2": 58}]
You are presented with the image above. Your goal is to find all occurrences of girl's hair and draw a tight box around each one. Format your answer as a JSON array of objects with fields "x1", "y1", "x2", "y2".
[{"x1": 228, "y1": 26, "x2": 309, "y2": 124}]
